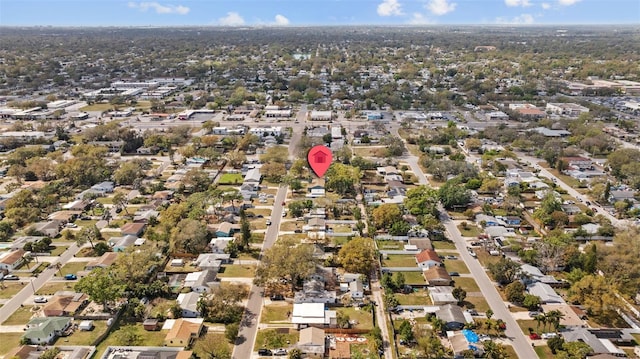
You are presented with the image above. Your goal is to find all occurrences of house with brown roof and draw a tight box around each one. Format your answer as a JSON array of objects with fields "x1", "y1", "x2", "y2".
[
  {"x1": 415, "y1": 249, "x2": 442, "y2": 269},
  {"x1": 422, "y1": 266, "x2": 452, "y2": 286},
  {"x1": 164, "y1": 318, "x2": 204, "y2": 347},
  {"x1": 43, "y1": 293, "x2": 88, "y2": 317},
  {"x1": 85, "y1": 252, "x2": 119, "y2": 270},
  {"x1": 0, "y1": 249, "x2": 25, "y2": 271},
  {"x1": 120, "y1": 222, "x2": 146, "y2": 236}
]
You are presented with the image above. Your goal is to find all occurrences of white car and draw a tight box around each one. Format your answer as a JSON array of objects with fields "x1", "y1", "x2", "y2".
[
  {"x1": 34, "y1": 297, "x2": 48, "y2": 303},
  {"x1": 541, "y1": 333, "x2": 558, "y2": 339}
]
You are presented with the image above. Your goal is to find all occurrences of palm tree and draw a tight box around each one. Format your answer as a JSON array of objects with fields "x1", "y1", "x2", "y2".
[
  {"x1": 113, "y1": 192, "x2": 129, "y2": 215},
  {"x1": 546, "y1": 310, "x2": 565, "y2": 332},
  {"x1": 534, "y1": 314, "x2": 545, "y2": 331}
]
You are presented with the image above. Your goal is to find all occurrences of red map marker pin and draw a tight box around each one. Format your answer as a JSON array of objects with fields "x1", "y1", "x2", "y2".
[{"x1": 308, "y1": 145, "x2": 333, "y2": 177}]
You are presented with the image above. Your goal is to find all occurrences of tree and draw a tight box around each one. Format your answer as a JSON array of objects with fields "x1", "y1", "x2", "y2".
[
  {"x1": 452, "y1": 286, "x2": 467, "y2": 304},
  {"x1": 113, "y1": 325, "x2": 143, "y2": 346},
  {"x1": 371, "y1": 203, "x2": 402, "y2": 230},
  {"x1": 225, "y1": 322, "x2": 239, "y2": 343},
  {"x1": 261, "y1": 162, "x2": 287, "y2": 182},
  {"x1": 76, "y1": 225, "x2": 102, "y2": 249},
  {"x1": 504, "y1": 281, "x2": 525, "y2": 304},
  {"x1": 113, "y1": 159, "x2": 150, "y2": 185},
  {"x1": 438, "y1": 178, "x2": 471, "y2": 210},
  {"x1": 337, "y1": 237, "x2": 376, "y2": 275},
  {"x1": 483, "y1": 340, "x2": 509, "y2": 359},
  {"x1": 523, "y1": 294, "x2": 541, "y2": 311},
  {"x1": 182, "y1": 168, "x2": 211, "y2": 193},
  {"x1": 547, "y1": 336, "x2": 565, "y2": 354},
  {"x1": 113, "y1": 191, "x2": 129, "y2": 215},
  {"x1": 170, "y1": 219, "x2": 209, "y2": 254},
  {"x1": 336, "y1": 310, "x2": 351, "y2": 328},
  {"x1": 287, "y1": 348, "x2": 302, "y2": 359},
  {"x1": 545, "y1": 309, "x2": 565, "y2": 332},
  {"x1": 568, "y1": 274, "x2": 621, "y2": 322},
  {"x1": 259, "y1": 146, "x2": 289, "y2": 163},
  {"x1": 398, "y1": 320, "x2": 415, "y2": 343},
  {"x1": 394, "y1": 272, "x2": 405, "y2": 291},
  {"x1": 75, "y1": 267, "x2": 124, "y2": 311},
  {"x1": 194, "y1": 335, "x2": 232, "y2": 359},
  {"x1": 325, "y1": 163, "x2": 360, "y2": 196},
  {"x1": 487, "y1": 258, "x2": 522, "y2": 285},
  {"x1": 416, "y1": 330, "x2": 447, "y2": 359},
  {"x1": 199, "y1": 284, "x2": 248, "y2": 323},
  {"x1": 254, "y1": 238, "x2": 316, "y2": 292}
]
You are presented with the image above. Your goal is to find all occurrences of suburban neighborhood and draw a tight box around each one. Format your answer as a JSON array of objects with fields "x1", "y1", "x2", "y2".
[{"x1": 0, "y1": 25, "x2": 640, "y2": 359}]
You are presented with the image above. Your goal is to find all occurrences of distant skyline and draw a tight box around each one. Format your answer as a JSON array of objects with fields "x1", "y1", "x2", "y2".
[{"x1": 0, "y1": 0, "x2": 638, "y2": 27}]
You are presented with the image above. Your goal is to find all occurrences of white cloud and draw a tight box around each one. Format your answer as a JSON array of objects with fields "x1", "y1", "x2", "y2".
[
  {"x1": 541, "y1": 2, "x2": 551, "y2": 9},
  {"x1": 558, "y1": 0, "x2": 582, "y2": 5},
  {"x1": 408, "y1": 12, "x2": 434, "y2": 24},
  {"x1": 274, "y1": 14, "x2": 290, "y2": 26},
  {"x1": 426, "y1": 0, "x2": 457, "y2": 16},
  {"x1": 218, "y1": 12, "x2": 245, "y2": 26},
  {"x1": 496, "y1": 13, "x2": 535, "y2": 24},
  {"x1": 505, "y1": 0, "x2": 532, "y2": 7},
  {"x1": 377, "y1": 0, "x2": 403, "y2": 16},
  {"x1": 127, "y1": 2, "x2": 189, "y2": 15}
]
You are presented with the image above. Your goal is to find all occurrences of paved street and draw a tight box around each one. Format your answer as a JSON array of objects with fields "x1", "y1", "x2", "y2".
[{"x1": 0, "y1": 243, "x2": 81, "y2": 324}]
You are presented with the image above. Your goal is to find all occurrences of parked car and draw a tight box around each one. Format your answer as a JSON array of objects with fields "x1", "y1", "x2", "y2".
[
  {"x1": 465, "y1": 309, "x2": 478, "y2": 316},
  {"x1": 2, "y1": 274, "x2": 19, "y2": 280},
  {"x1": 64, "y1": 274, "x2": 77, "y2": 280},
  {"x1": 445, "y1": 255, "x2": 457, "y2": 260},
  {"x1": 529, "y1": 333, "x2": 541, "y2": 340},
  {"x1": 273, "y1": 348, "x2": 287, "y2": 356},
  {"x1": 65, "y1": 223, "x2": 78, "y2": 228},
  {"x1": 34, "y1": 297, "x2": 48, "y2": 303},
  {"x1": 541, "y1": 333, "x2": 558, "y2": 339},
  {"x1": 449, "y1": 272, "x2": 460, "y2": 277},
  {"x1": 266, "y1": 219, "x2": 272, "y2": 226},
  {"x1": 270, "y1": 294, "x2": 284, "y2": 301},
  {"x1": 257, "y1": 349, "x2": 272, "y2": 356},
  {"x1": 528, "y1": 311, "x2": 540, "y2": 318}
]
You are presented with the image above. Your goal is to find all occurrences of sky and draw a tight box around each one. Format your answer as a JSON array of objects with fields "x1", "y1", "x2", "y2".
[{"x1": 0, "y1": 0, "x2": 638, "y2": 27}]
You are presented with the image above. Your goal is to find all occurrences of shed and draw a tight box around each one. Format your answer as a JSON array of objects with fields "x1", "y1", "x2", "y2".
[{"x1": 79, "y1": 320, "x2": 94, "y2": 331}]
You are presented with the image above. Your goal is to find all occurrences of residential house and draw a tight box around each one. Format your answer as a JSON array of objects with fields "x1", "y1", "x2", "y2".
[
  {"x1": 164, "y1": 318, "x2": 204, "y2": 347},
  {"x1": 307, "y1": 185, "x2": 326, "y2": 198},
  {"x1": 42, "y1": 293, "x2": 88, "y2": 317},
  {"x1": 22, "y1": 317, "x2": 71, "y2": 344},
  {"x1": 243, "y1": 168, "x2": 262, "y2": 183},
  {"x1": 177, "y1": 292, "x2": 201, "y2": 318},
  {"x1": 546, "y1": 103, "x2": 590, "y2": 117},
  {"x1": 184, "y1": 270, "x2": 218, "y2": 293},
  {"x1": 133, "y1": 209, "x2": 160, "y2": 223},
  {"x1": 291, "y1": 303, "x2": 337, "y2": 329},
  {"x1": 297, "y1": 327, "x2": 326, "y2": 357},
  {"x1": 609, "y1": 190, "x2": 635, "y2": 204},
  {"x1": 309, "y1": 110, "x2": 333, "y2": 121},
  {"x1": 143, "y1": 319, "x2": 160, "y2": 331},
  {"x1": 429, "y1": 286, "x2": 457, "y2": 305},
  {"x1": 48, "y1": 210, "x2": 80, "y2": 224},
  {"x1": 527, "y1": 282, "x2": 565, "y2": 304},
  {"x1": 436, "y1": 304, "x2": 468, "y2": 330},
  {"x1": 120, "y1": 222, "x2": 147, "y2": 237},
  {"x1": 213, "y1": 222, "x2": 239, "y2": 237},
  {"x1": 563, "y1": 328, "x2": 632, "y2": 357},
  {"x1": 30, "y1": 221, "x2": 60, "y2": 238},
  {"x1": 348, "y1": 279, "x2": 364, "y2": 299},
  {"x1": 531, "y1": 127, "x2": 572, "y2": 138},
  {"x1": 450, "y1": 332, "x2": 484, "y2": 359},
  {"x1": 294, "y1": 278, "x2": 336, "y2": 304},
  {"x1": 560, "y1": 156, "x2": 593, "y2": 170},
  {"x1": 209, "y1": 237, "x2": 234, "y2": 254},
  {"x1": 415, "y1": 249, "x2": 442, "y2": 269},
  {"x1": 108, "y1": 235, "x2": 139, "y2": 252},
  {"x1": 423, "y1": 266, "x2": 452, "y2": 286},
  {"x1": 0, "y1": 249, "x2": 25, "y2": 270},
  {"x1": 85, "y1": 252, "x2": 119, "y2": 270},
  {"x1": 91, "y1": 181, "x2": 115, "y2": 194}
]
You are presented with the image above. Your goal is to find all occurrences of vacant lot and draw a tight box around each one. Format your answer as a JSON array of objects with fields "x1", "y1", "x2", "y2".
[
  {"x1": 431, "y1": 241, "x2": 457, "y2": 250},
  {"x1": 396, "y1": 290, "x2": 433, "y2": 306},
  {"x1": 452, "y1": 277, "x2": 480, "y2": 292},
  {"x1": 218, "y1": 173, "x2": 243, "y2": 185},
  {"x1": 391, "y1": 272, "x2": 425, "y2": 286},
  {"x1": 3, "y1": 305, "x2": 35, "y2": 325},
  {"x1": 382, "y1": 254, "x2": 417, "y2": 268},
  {"x1": 0, "y1": 282, "x2": 26, "y2": 299},
  {"x1": 337, "y1": 307, "x2": 374, "y2": 329},
  {"x1": 217, "y1": 265, "x2": 256, "y2": 278},
  {"x1": 261, "y1": 303, "x2": 292, "y2": 323},
  {"x1": 443, "y1": 260, "x2": 470, "y2": 274},
  {"x1": 254, "y1": 328, "x2": 299, "y2": 351}
]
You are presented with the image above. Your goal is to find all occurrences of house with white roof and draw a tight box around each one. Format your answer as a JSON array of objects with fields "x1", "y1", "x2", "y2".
[{"x1": 291, "y1": 303, "x2": 337, "y2": 328}]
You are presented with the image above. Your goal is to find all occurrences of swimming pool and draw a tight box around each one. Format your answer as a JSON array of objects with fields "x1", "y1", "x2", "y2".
[{"x1": 462, "y1": 329, "x2": 479, "y2": 343}]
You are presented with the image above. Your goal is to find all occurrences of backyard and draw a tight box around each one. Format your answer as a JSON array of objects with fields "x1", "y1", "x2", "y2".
[
  {"x1": 217, "y1": 264, "x2": 256, "y2": 278},
  {"x1": 382, "y1": 254, "x2": 417, "y2": 268},
  {"x1": 254, "y1": 328, "x2": 299, "y2": 351},
  {"x1": 260, "y1": 303, "x2": 292, "y2": 323}
]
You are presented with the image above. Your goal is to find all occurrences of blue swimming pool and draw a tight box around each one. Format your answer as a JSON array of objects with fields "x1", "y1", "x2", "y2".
[{"x1": 462, "y1": 329, "x2": 479, "y2": 343}]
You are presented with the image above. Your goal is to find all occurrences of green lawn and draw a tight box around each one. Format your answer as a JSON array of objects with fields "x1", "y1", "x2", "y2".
[
  {"x1": 279, "y1": 221, "x2": 299, "y2": 231},
  {"x1": 50, "y1": 245, "x2": 69, "y2": 256},
  {"x1": 218, "y1": 173, "x2": 243, "y2": 185},
  {"x1": 376, "y1": 240, "x2": 403, "y2": 250},
  {"x1": 457, "y1": 224, "x2": 481, "y2": 237},
  {"x1": 193, "y1": 333, "x2": 233, "y2": 358},
  {"x1": 464, "y1": 297, "x2": 490, "y2": 312},
  {"x1": 79, "y1": 103, "x2": 114, "y2": 111},
  {"x1": 0, "y1": 282, "x2": 27, "y2": 299},
  {"x1": 443, "y1": 260, "x2": 470, "y2": 274},
  {"x1": 251, "y1": 233, "x2": 265, "y2": 243},
  {"x1": 55, "y1": 320, "x2": 108, "y2": 345},
  {"x1": 382, "y1": 255, "x2": 416, "y2": 267},
  {"x1": 260, "y1": 304, "x2": 292, "y2": 323},
  {"x1": 2, "y1": 305, "x2": 35, "y2": 325},
  {"x1": 338, "y1": 307, "x2": 374, "y2": 330},
  {"x1": 217, "y1": 265, "x2": 256, "y2": 278},
  {"x1": 95, "y1": 323, "x2": 167, "y2": 358},
  {"x1": 0, "y1": 333, "x2": 23, "y2": 356},
  {"x1": 452, "y1": 277, "x2": 480, "y2": 292},
  {"x1": 534, "y1": 345, "x2": 554, "y2": 359},
  {"x1": 60, "y1": 261, "x2": 89, "y2": 276},
  {"x1": 431, "y1": 241, "x2": 457, "y2": 250},
  {"x1": 96, "y1": 197, "x2": 114, "y2": 205},
  {"x1": 396, "y1": 290, "x2": 433, "y2": 306},
  {"x1": 391, "y1": 272, "x2": 425, "y2": 286},
  {"x1": 37, "y1": 282, "x2": 76, "y2": 295},
  {"x1": 254, "y1": 329, "x2": 299, "y2": 351}
]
